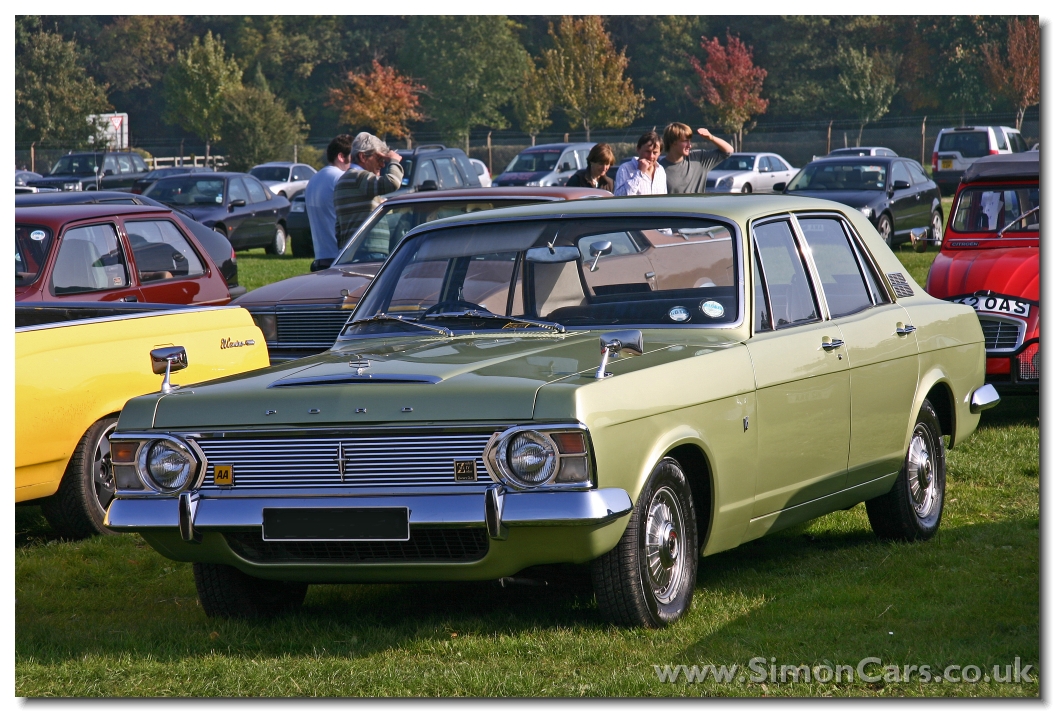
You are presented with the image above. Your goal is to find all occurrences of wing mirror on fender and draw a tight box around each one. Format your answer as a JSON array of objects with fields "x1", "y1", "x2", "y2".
[
  {"x1": 595, "y1": 330, "x2": 644, "y2": 379},
  {"x1": 772, "y1": 182, "x2": 786, "y2": 192},
  {"x1": 151, "y1": 346, "x2": 188, "y2": 394}
]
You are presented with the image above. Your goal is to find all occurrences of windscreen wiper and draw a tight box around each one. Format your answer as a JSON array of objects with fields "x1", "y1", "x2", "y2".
[
  {"x1": 997, "y1": 206, "x2": 1040, "y2": 237},
  {"x1": 422, "y1": 309, "x2": 565, "y2": 333},
  {"x1": 345, "y1": 313, "x2": 453, "y2": 337}
]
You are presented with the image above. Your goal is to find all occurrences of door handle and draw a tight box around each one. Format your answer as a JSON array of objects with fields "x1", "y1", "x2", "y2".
[
  {"x1": 121, "y1": 296, "x2": 138, "y2": 302},
  {"x1": 821, "y1": 338, "x2": 844, "y2": 350},
  {"x1": 896, "y1": 324, "x2": 917, "y2": 335}
]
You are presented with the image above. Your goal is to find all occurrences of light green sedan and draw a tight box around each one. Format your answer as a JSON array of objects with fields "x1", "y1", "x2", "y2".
[{"x1": 106, "y1": 195, "x2": 997, "y2": 627}]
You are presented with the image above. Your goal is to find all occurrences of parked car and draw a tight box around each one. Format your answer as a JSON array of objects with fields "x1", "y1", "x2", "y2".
[
  {"x1": 106, "y1": 194, "x2": 994, "y2": 626},
  {"x1": 827, "y1": 147, "x2": 898, "y2": 157},
  {"x1": 131, "y1": 166, "x2": 214, "y2": 195},
  {"x1": 236, "y1": 186, "x2": 610, "y2": 362},
  {"x1": 923, "y1": 151, "x2": 1039, "y2": 393},
  {"x1": 16, "y1": 169, "x2": 42, "y2": 186},
  {"x1": 16, "y1": 190, "x2": 244, "y2": 298},
  {"x1": 16, "y1": 302, "x2": 268, "y2": 538},
  {"x1": 145, "y1": 172, "x2": 292, "y2": 255},
  {"x1": 932, "y1": 126, "x2": 1029, "y2": 195},
  {"x1": 781, "y1": 156, "x2": 943, "y2": 247},
  {"x1": 469, "y1": 158, "x2": 493, "y2": 187},
  {"x1": 286, "y1": 193, "x2": 312, "y2": 256},
  {"x1": 492, "y1": 142, "x2": 595, "y2": 187},
  {"x1": 249, "y1": 162, "x2": 317, "y2": 198},
  {"x1": 704, "y1": 152, "x2": 796, "y2": 194},
  {"x1": 395, "y1": 145, "x2": 483, "y2": 193},
  {"x1": 16, "y1": 204, "x2": 232, "y2": 305},
  {"x1": 27, "y1": 151, "x2": 150, "y2": 192}
]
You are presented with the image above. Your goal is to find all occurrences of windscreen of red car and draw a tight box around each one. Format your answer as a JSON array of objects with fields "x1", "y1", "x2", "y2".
[
  {"x1": 951, "y1": 185, "x2": 1040, "y2": 236},
  {"x1": 15, "y1": 225, "x2": 53, "y2": 285}
]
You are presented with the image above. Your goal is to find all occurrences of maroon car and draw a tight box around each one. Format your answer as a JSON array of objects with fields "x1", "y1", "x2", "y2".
[
  {"x1": 16, "y1": 204, "x2": 231, "y2": 305},
  {"x1": 234, "y1": 186, "x2": 610, "y2": 361}
]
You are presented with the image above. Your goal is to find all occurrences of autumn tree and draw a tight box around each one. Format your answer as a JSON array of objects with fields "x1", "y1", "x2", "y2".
[
  {"x1": 982, "y1": 17, "x2": 1039, "y2": 130},
  {"x1": 328, "y1": 60, "x2": 425, "y2": 142},
  {"x1": 16, "y1": 16, "x2": 111, "y2": 147},
  {"x1": 164, "y1": 31, "x2": 242, "y2": 167},
  {"x1": 688, "y1": 33, "x2": 768, "y2": 151},
  {"x1": 221, "y1": 67, "x2": 309, "y2": 172},
  {"x1": 835, "y1": 46, "x2": 900, "y2": 146},
  {"x1": 540, "y1": 16, "x2": 644, "y2": 141},
  {"x1": 401, "y1": 16, "x2": 530, "y2": 150},
  {"x1": 512, "y1": 60, "x2": 553, "y2": 145}
]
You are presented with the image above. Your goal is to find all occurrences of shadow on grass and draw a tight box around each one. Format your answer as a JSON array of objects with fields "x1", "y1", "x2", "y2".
[
  {"x1": 979, "y1": 395, "x2": 1038, "y2": 429},
  {"x1": 15, "y1": 505, "x2": 65, "y2": 549}
]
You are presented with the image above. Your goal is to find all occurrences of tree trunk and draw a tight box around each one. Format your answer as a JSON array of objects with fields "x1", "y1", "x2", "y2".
[
  {"x1": 205, "y1": 141, "x2": 211, "y2": 169},
  {"x1": 531, "y1": 133, "x2": 536, "y2": 147},
  {"x1": 584, "y1": 120, "x2": 590, "y2": 142},
  {"x1": 1016, "y1": 106, "x2": 1026, "y2": 131},
  {"x1": 857, "y1": 123, "x2": 865, "y2": 147}
]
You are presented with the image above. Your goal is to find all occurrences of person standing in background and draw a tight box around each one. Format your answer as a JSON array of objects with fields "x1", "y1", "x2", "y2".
[
  {"x1": 659, "y1": 123, "x2": 733, "y2": 194},
  {"x1": 333, "y1": 132, "x2": 404, "y2": 248},
  {"x1": 305, "y1": 134, "x2": 352, "y2": 261},
  {"x1": 613, "y1": 131, "x2": 667, "y2": 196},
  {"x1": 566, "y1": 143, "x2": 616, "y2": 192}
]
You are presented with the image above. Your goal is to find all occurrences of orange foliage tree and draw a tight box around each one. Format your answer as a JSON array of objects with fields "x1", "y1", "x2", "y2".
[
  {"x1": 688, "y1": 33, "x2": 768, "y2": 151},
  {"x1": 328, "y1": 60, "x2": 426, "y2": 141},
  {"x1": 982, "y1": 18, "x2": 1039, "y2": 130}
]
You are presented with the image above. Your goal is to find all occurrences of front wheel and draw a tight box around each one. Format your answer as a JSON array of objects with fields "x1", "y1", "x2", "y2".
[
  {"x1": 193, "y1": 563, "x2": 308, "y2": 619},
  {"x1": 265, "y1": 224, "x2": 288, "y2": 255},
  {"x1": 741, "y1": 183, "x2": 752, "y2": 194},
  {"x1": 40, "y1": 416, "x2": 119, "y2": 539},
  {"x1": 865, "y1": 400, "x2": 946, "y2": 541},
  {"x1": 930, "y1": 211, "x2": 943, "y2": 247},
  {"x1": 591, "y1": 457, "x2": 698, "y2": 627},
  {"x1": 877, "y1": 214, "x2": 894, "y2": 247}
]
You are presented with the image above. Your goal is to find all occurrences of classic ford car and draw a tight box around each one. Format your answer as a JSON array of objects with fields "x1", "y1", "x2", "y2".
[
  {"x1": 106, "y1": 195, "x2": 997, "y2": 627},
  {"x1": 922, "y1": 152, "x2": 1039, "y2": 393},
  {"x1": 16, "y1": 303, "x2": 268, "y2": 538}
]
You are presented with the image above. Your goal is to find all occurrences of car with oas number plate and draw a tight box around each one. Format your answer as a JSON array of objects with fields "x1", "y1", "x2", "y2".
[{"x1": 105, "y1": 195, "x2": 995, "y2": 627}]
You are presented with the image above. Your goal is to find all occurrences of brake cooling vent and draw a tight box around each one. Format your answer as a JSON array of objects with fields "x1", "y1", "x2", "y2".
[{"x1": 886, "y1": 272, "x2": 914, "y2": 298}]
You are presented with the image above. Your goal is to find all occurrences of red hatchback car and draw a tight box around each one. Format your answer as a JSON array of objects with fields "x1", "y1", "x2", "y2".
[
  {"x1": 925, "y1": 152, "x2": 1039, "y2": 392},
  {"x1": 16, "y1": 204, "x2": 231, "y2": 305}
]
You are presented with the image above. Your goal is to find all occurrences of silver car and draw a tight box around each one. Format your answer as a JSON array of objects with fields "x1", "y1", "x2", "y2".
[
  {"x1": 704, "y1": 153, "x2": 797, "y2": 194},
  {"x1": 492, "y1": 142, "x2": 596, "y2": 187},
  {"x1": 249, "y1": 162, "x2": 317, "y2": 199}
]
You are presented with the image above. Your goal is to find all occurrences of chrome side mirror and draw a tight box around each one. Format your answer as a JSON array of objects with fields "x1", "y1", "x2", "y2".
[
  {"x1": 910, "y1": 227, "x2": 929, "y2": 253},
  {"x1": 151, "y1": 346, "x2": 188, "y2": 394},
  {"x1": 588, "y1": 240, "x2": 613, "y2": 272},
  {"x1": 595, "y1": 329, "x2": 644, "y2": 379}
]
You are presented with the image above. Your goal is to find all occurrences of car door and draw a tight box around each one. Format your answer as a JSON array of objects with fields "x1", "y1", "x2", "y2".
[
  {"x1": 48, "y1": 222, "x2": 144, "y2": 302},
  {"x1": 889, "y1": 160, "x2": 920, "y2": 234},
  {"x1": 225, "y1": 177, "x2": 256, "y2": 248},
  {"x1": 771, "y1": 155, "x2": 795, "y2": 187},
  {"x1": 906, "y1": 161, "x2": 939, "y2": 222},
  {"x1": 244, "y1": 176, "x2": 278, "y2": 246},
  {"x1": 123, "y1": 217, "x2": 214, "y2": 304},
  {"x1": 746, "y1": 216, "x2": 851, "y2": 520},
  {"x1": 795, "y1": 214, "x2": 919, "y2": 489},
  {"x1": 758, "y1": 156, "x2": 780, "y2": 191}
]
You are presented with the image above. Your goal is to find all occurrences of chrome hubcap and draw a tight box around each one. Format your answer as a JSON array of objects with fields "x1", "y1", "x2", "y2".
[
  {"x1": 906, "y1": 425, "x2": 938, "y2": 517},
  {"x1": 644, "y1": 487, "x2": 686, "y2": 604},
  {"x1": 93, "y1": 424, "x2": 117, "y2": 513}
]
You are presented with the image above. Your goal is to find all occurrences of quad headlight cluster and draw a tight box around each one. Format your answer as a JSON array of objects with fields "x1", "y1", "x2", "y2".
[
  {"x1": 483, "y1": 425, "x2": 595, "y2": 490},
  {"x1": 110, "y1": 435, "x2": 204, "y2": 494}
]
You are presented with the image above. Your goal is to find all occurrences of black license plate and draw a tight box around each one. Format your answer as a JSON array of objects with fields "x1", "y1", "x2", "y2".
[{"x1": 262, "y1": 507, "x2": 410, "y2": 542}]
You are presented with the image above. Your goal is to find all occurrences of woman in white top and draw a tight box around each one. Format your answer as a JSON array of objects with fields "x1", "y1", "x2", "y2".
[{"x1": 613, "y1": 131, "x2": 667, "y2": 196}]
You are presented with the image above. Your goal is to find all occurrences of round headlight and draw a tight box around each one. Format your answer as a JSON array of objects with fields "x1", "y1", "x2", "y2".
[
  {"x1": 506, "y1": 431, "x2": 556, "y2": 485},
  {"x1": 145, "y1": 440, "x2": 194, "y2": 491}
]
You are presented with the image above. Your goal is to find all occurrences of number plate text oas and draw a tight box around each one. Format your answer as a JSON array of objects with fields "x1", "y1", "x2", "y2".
[{"x1": 952, "y1": 295, "x2": 1031, "y2": 317}]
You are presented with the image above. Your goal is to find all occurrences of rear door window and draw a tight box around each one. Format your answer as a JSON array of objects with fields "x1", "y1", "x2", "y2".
[
  {"x1": 51, "y1": 223, "x2": 130, "y2": 294},
  {"x1": 125, "y1": 220, "x2": 205, "y2": 282},
  {"x1": 994, "y1": 128, "x2": 1009, "y2": 151},
  {"x1": 245, "y1": 177, "x2": 269, "y2": 203},
  {"x1": 434, "y1": 158, "x2": 464, "y2": 189},
  {"x1": 907, "y1": 162, "x2": 930, "y2": 184},
  {"x1": 132, "y1": 154, "x2": 148, "y2": 172},
  {"x1": 797, "y1": 218, "x2": 872, "y2": 318}
]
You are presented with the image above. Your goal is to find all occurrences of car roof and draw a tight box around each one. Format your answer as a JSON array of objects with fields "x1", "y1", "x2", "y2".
[
  {"x1": 152, "y1": 172, "x2": 244, "y2": 180},
  {"x1": 520, "y1": 143, "x2": 593, "y2": 151},
  {"x1": 253, "y1": 162, "x2": 296, "y2": 167},
  {"x1": 962, "y1": 151, "x2": 1039, "y2": 183},
  {"x1": 15, "y1": 190, "x2": 163, "y2": 207},
  {"x1": 16, "y1": 203, "x2": 174, "y2": 226},
  {"x1": 808, "y1": 155, "x2": 897, "y2": 165},
  {"x1": 382, "y1": 186, "x2": 610, "y2": 204}
]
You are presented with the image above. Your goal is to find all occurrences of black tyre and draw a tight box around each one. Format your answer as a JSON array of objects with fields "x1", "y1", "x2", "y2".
[
  {"x1": 877, "y1": 214, "x2": 894, "y2": 247},
  {"x1": 591, "y1": 457, "x2": 698, "y2": 627},
  {"x1": 865, "y1": 400, "x2": 946, "y2": 541},
  {"x1": 265, "y1": 224, "x2": 288, "y2": 255},
  {"x1": 930, "y1": 211, "x2": 944, "y2": 247},
  {"x1": 40, "y1": 416, "x2": 119, "y2": 539},
  {"x1": 741, "y1": 183, "x2": 752, "y2": 194},
  {"x1": 193, "y1": 563, "x2": 308, "y2": 619}
]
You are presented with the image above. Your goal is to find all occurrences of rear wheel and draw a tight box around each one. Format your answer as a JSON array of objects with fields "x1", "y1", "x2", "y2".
[
  {"x1": 930, "y1": 211, "x2": 943, "y2": 247},
  {"x1": 40, "y1": 416, "x2": 119, "y2": 539},
  {"x1": 877, "y1": 214, "x2": 894, "y2": 247},
  {"x1": 591, "y1": 457, "x2": 698, "y2": 627},
  {"x1": 265, "y1": 224, "x2": 288, "y2": 256},
  {"x1": 193, "y1": 563, "x2": 308, "y2": 619}
]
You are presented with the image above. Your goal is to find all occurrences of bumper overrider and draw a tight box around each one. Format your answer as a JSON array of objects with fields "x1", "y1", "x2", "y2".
[{"x1": 105, "y1": 424, "x2": 633, "y2": 582}]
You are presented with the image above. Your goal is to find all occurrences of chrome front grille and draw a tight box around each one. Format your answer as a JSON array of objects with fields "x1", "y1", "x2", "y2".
[
  {"x1": 275, "y1": 309, "x2": 352, "y2": 348},
  {"x1": 979, "y1": 317, "x2": 1024, "y2": 351},
  {"x1": 195, "y1": 433, "x2": 495, "y2": 490}
]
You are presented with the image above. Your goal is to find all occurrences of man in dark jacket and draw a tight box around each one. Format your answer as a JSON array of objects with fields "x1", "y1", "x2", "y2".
[
  {"x1": 566, "y1": 143, "x2": 616, "y2": 192},
  {"x1": 334, "y1": 132, "x2": 404, "y2": 246}
]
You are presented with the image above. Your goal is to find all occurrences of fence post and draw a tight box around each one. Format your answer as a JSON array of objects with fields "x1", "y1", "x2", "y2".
[
  {"x1": 920, "y1": 116, "x2": 927, "y2": 166},
  {"x1": 487, "y1": 131, "x2": 493, "y2": 175},
  {"x1": 564, "y1": 133, "x2": 569, "y2": 143},
  {"x1": 179, "y1": 139, "x2": 184, "y2": 167},
  {"x1": 294, "y1": 144, "x2": 298, "y2": 163},
  {"x1": 30, "y1": 142, "x2": 35, "y2": 173},
  {"x1": 826, "y1": 121, "x2": 832, "y2": 154}
]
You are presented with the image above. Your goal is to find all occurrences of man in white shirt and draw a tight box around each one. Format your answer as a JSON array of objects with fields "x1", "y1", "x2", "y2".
[
  {"x1": 305, "y1": 134, "x2": 352, "y2": 261},
  {"x1": 614, "y1": 131, "x2": 667, "y2": 196}
]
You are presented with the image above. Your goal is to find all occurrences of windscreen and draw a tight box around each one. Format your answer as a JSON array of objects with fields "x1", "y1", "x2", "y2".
[
  {"x1": 49, "y1": 155, "x2": 100, "y2": 175},
  {"x1": 787, "y1": 162, "x2": 887, "y2": 191},
  {"x1": 250, "y1": 166, "x2": 290, "y2": 182},
  {"x1": 146, "y1": 177, "x2": 226, "y2": 205},
  {"x1": 714, "y1": 155, "x2": 757, "y2": 172},
  {"x1": 345, "y1": 216, "x2": 739, "y2": 337},
  {"x1": 951, "y1": 185, "x2": 1040, "y2": 234},
  {"x1": 505, "y1": 151, "x2": 561, "y2": 173}
]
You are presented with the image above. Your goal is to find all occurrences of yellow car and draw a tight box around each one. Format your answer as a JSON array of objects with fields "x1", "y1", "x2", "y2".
[{"x1": 16, "y1": 304, "x2": 269, "y2": 538}]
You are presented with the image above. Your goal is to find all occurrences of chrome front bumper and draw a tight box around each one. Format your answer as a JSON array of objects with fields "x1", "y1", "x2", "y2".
[{"x1": 106, "y1": 487, "x2": 633, "y2": 543}]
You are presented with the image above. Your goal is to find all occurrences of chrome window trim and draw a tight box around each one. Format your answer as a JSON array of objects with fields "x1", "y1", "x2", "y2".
[
  {"x1": 786, "y1": 213, "x2": 832, "y2": 321},
  {"x1": 751, "y1": 242, "x2": 774, "y2": 335},
  {"x1": 749, "y1": 213, "x2": 825, "y2": 328}
]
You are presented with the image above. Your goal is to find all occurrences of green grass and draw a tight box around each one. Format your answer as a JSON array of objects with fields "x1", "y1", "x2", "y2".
[
  {"x1": 17, "y1": 239, "x2": 1036, "y2": 697},
  {"x1": 235, "y1": 249, "x2": 313, "y2": 293}
]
